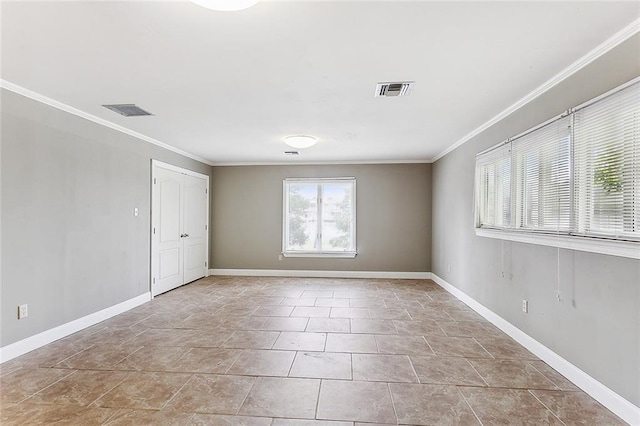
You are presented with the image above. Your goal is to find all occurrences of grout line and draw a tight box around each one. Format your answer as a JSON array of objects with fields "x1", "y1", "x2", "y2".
[
  {"x1": 235, "y1": 376, "x2": 259, "y2": 416},
  {"x1": 159, "y1": 372, "x2": 195, "y2": 410},
  {"x1": 18, "y1": 368, "x2": 79, "y2": 403},
  {"x1": 286, "y1": 352, "x2": 298, "y2": 377},
  {"x1": 457, "y1": 387, "x2": 484, "y2": 426},
  {"x1": 349, "y1": 353, "x2": 353, "y2": 381},
  {"x1": 224, "y1": 349, "x2": 245, "y2": 374},
  {"x1": 373, "y1": 335, "x2": 381, "y2": 354},
  {"x1": 466, "y1": 359, "x2": 491, "y2": 388},
  {"x1": 471, "y1": 338, "x2": 495, "y2": 359},
  {"x1": 528, "y1": 389, "x2": 568, "y2": 426},
  {"x1": 102, "y1": 407, "x2": 128, "y2": 425},
  {"x1": 88, "y1": 370, "x2": 135, "y2": 408},
  {"x1": 527, "y1": 360, "x2": 563, "y2": 391},
  {"x1": 224, "y1": 349, "x2": 245, "y2": 375},
  {"x1": 314, "y1": 379, "x2": 324, "y2": 420},
  {"x1": 406, "y1": 354, "x2": 421, "y2": 384},
  {"x1": 269, "y1": 332, "x2": 282, "y2": 350},
  {"x1": 50, "y1": 344, "x2": 97, "y2": 368},
  {"x1": 386, "y1": 382, "x2": 400, "y2": 425}
]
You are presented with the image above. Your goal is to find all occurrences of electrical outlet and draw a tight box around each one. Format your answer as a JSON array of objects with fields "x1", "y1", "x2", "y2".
[
  {"x1": 18, "y1": 304, "x2": 28, "y2": 319},
  {"x1": 134, "y1": 207, "x2": 139, "y2": 217},
  {"x1": 278, "y1": 254, "x2": 283, "y2": 261},
  {"x1": 522, "y1": 299, "x2": 528, "y2": 313}
]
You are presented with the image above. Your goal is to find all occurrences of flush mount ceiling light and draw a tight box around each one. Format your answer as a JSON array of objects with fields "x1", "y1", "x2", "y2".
[
  {"x1": 189, "y1": 0, "x2": 259, "y2": 11},
  {"x1": 284, "y1": 135, "x2": 317, "y2": 149}
]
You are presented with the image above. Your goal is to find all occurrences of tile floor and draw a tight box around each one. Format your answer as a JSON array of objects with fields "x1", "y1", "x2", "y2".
[{"x1": 0, "y1": 276, "x2": 626, "y2": 425}]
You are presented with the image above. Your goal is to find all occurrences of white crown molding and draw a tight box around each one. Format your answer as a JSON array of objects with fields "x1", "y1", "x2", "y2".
[
  {"x1": 0, "y1": 292, "x2": 151, "y2": 363},
  {"x1": 211, "y1": 159, "x2": 433, "y2": 166},
  {"x1": 431, "y1": 273, "x2": 640, "y2": 425},
  {"x1": 0, "y1": 79, "x2": 215, "y2": 167},
  {"x1": 431, "y1": 17, "x2": 640, "y2": 163},
  {"x1": 209, "y1": 268, "x2": 431, "y2": 280}
]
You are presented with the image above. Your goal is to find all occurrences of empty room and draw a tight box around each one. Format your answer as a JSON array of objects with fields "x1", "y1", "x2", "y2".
[{"x1": 1, "y1": 0, "x2": 639, "y2": 425}]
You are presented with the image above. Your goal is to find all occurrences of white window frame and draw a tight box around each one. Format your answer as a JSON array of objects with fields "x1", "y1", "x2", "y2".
[
  {"x1": 282, "y1": 177, "x2": 357, "y2": 258},
  {"x1": 474, "y1": 78, "x2": 640, "y2": 260}
]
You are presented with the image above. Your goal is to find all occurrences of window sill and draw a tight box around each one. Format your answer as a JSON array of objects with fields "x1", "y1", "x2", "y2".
[
  {"x1": 475, "y1": 228, "x2": 640, "y2": 260},
  {"x1": 282, "y1": 251, "x2": 357, "y2": 259}
]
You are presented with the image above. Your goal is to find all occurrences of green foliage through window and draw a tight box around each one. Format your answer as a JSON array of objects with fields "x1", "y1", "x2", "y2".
[{"x1": 594, "y1": 148, "x2": 623, "y2": 194}]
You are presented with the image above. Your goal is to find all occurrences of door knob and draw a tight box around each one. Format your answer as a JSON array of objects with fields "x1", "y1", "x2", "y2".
[
  {"x1": 184, "y1": 234, "x2": 189, "y2": 238},
  {"x1": 180, "y1": 234, "x2": 186, "y2": 238}
]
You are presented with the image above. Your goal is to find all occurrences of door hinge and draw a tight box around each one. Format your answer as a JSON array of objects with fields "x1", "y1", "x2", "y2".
[
  {"x1": 154, "y1": 178, "x2": 157, "y2": 184},
  {"x1": 153, "y1": 227, "x2": 156, "y2": 234},
  {"x1": 153, "y1": 277, "x2": 156, "y2": 284},
  {"x1": 205, "y1": 261, "x2": 207, "y2": 267},
  {"x1": 205, "y1": 225, "x2": 208, "y2": 231},
  {"x1": 205, "y1": 188, "x2": 208, "y2": 194}
]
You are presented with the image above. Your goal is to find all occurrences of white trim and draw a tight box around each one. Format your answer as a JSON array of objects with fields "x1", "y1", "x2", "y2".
[
  {"x1": 283, "y1": 177, "x2": 356, "y2": 182},
  {"x1": 0, "y1": 79, "x2": 214, "y2": 166},
  {"x1": 476, "y1": 228, "x2": 640, "y2": 260},
  {"x1": 283, "y1": 177, "x2": 357, "y2": 256},
  {"x1": 282, "y1": 252, "x2": 357, "y2": 259},
  {"x1": 212, "y1": 160, "x2": 433, "y2": 166},
  {"x1": 209, "y1": 269, "x2": 431, "y2": 280},
  {"x1": 151, "y1": 159, "x2": 210, "y2": 181},
  {"x1": 431, "y1": 18, "x2": 640, "y2": 162},
  {"x1": 430, "y1": 273, "x2": 640, "y2": 426},
  {"x1": 0, "y1": 292, "x2": 151, "y2": 364}
]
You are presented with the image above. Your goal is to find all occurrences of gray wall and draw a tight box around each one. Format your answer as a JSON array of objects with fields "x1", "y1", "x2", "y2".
[
  {"x1": 211, "y1": 164, "x2": 431, "y2": 272},
  {"x1": 1, "y1": 89, "x2": 212, "y2": 347},
  {"x1": 432, "y1": 34, "x2": 640, "y2": 406}
]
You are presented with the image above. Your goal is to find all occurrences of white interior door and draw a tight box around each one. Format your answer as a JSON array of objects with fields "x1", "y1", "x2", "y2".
[
  {"x1": 151, "y1": 161, "x2": 209, "y2": 297},
  {"x1": 183, "y1": 174, "x2": 208, "y2": 283},
  {"x1": 153, "y1": 166, "x2": 183, "y2": 296}
]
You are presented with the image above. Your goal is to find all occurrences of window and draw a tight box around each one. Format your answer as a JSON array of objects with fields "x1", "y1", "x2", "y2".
[
  {"x1": 474, "y1": 79, "x2": 640, "y2": 258},
  {"x1": 476, "y1": 144, "x2": 511, "y2": 228},
  {"x1": 574, "y1": 84, "x2": 640, "y2": 239},
  {"x1": 512, "y1": 116, "x2": 571, "y2": 231},
  {"x1": 283, "y1": 178, "x2": 356, "y2": 257}
]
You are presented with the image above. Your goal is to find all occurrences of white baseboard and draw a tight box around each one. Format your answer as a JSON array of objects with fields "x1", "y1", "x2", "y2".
[
  {"x1": 431, "y1": 273, "x2": 640, "y2": 426},
  {"x1": 209, "y1": 269, "x2": 432, "y2": 280},
  {"x1": 0, "y1": 292, "x2": 151, "y2": 364}
]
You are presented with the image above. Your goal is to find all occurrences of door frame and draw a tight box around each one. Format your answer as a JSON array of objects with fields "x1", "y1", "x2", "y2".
[{"x1": 150, "y1": 159, "x2": 210, "y2": 298}]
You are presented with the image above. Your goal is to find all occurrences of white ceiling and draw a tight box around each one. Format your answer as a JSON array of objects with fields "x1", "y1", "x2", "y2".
[{"x1": 1, "y1": 1, "x2": 639, "y2": 165}]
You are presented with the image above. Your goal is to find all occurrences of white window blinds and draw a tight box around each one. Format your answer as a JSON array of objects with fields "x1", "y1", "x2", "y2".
[
  {"x1": 574, "y1": 82, "x2": 640, "y2": 239},
  {"x1": 512, "y1": 116, "x2": 571, "y2": 232},
  {"x1": 474, "y1": 78, "x2": 640, "y2": 244},
  {"x1": 475, "y1": 144, "x2": 511, "y2": 228}
]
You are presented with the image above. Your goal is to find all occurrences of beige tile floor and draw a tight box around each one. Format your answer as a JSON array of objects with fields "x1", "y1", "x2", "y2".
[{"x1": 0, "y1": 276, "x2": 626, "y2": 425}]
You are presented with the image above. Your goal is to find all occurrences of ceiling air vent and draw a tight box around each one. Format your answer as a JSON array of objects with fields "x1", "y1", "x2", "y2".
[
  {"x1": 102, "y1": 104, "x2": 153, "y2": 117},
  {"x1": 284, "y1": 151, "x2": 300, "y2": 156},
  {"x1": 374, "y1": 81, "x2": 414, "y2": 97}
]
